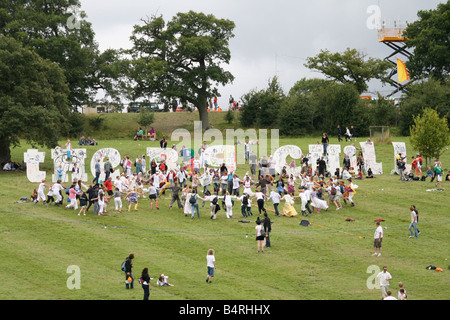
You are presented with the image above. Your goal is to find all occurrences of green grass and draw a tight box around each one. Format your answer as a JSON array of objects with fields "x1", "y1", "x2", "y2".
[{"x1": 1, "y1": 123, "x2": 450, "y2": 300}]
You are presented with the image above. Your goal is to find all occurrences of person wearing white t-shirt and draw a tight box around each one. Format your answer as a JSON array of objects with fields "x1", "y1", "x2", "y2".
[
  {"x1": 35, "y1": 179, "x2": 50, "y2": 206},
  {"x1": 383, "y1": 290, "x2": 397, "y2": 300},
  {"x1": 268, "y1": 190, "x2": 281, "y2": 216},
  {"x1": 51, "y1": 180, "x2": 65, "y2": 205},
  {"x1": 373, "y1": 221, "x2": 383, "y2": 256},
  {"x1": 206, "y1": 249, "x2": 216, "y2": 283},
  {"x1": 376, "y1": 266, "x2": 392, "y2": 299},
  {"x1": 254, "y1": 190, "x2": 267, "y2": 215},
  {"x1": 232, "y1": 175, "x2": 241, "y2": 196},
  {"x1": 217, "y1": 192, "x2": 234, "y2": 219}
]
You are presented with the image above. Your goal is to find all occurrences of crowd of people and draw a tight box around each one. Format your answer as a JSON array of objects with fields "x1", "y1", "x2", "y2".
[
  {"x1": 78, "y1": 136, "x2": 98, "y2": 146},
  {"x1": 2, "y1": 160, "x2": 26, "y2": 171},
  {"x1": 396, "y1": 153, "x2": 448, "y2": 187},
  {"x1": 25, "y1": 134, "x2": 448, "y2": 301}
]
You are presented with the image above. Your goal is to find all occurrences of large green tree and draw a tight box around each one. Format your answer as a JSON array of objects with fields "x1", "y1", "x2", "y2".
[
  {"x1": 0, "y1": 36, "x2": 70, "y2": 163},
  {"x1": 0, "y1": 0, "x2": 120, "y2": 109},
  {"x1": 398, "y1": 78, "x2": 450, "y2": 135},
  {"x1": 126, "y1": 11, "x2": 235, "y2": 130},
  {"x1": 409, "y1": 107, "x2": 450, "y2": 165},
  {"x1": 404, "y1": 1, "x2": 450, "y2": 81},
  {"x1": 304, "y1": 48, "x2": 391, "y2": 94},
  {"x1": 239, "y1": 76, "x2": 285, "y2": 129}
]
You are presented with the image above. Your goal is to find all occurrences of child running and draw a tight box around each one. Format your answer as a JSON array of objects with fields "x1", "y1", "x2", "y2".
[{"x1": 126, "y1": 187, "x2": 139, "y2": 212}]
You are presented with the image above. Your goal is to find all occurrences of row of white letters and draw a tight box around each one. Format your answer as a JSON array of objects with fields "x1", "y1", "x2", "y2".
[{"x1": 23, "y1": 142, "x2": 409, "y2": 183}]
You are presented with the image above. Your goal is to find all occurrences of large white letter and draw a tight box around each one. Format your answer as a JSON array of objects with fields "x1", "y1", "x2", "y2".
[
  {"x1": 90, "y1": 148, "x2": 121, "y2": 182},
  {"x1": 24, "y1": 149, "x2": 46, "y2": 182},
  {"x1": 272, "y1": 145, "x2": 303, "y2": 176},
  {"x1": 360, "y1": 141, "x2": 383, "y2": 174},
  {"x1": 51, "y1": 147, "x2": 87, "y2": 182},
  {"x1": 146, "y1": 148, "x2": 179, "y2": 171}
]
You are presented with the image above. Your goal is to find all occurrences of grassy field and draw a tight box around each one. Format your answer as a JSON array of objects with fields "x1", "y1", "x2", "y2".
[{"x1": 1, "y1": 113, "x2": 449, "y2": 300}]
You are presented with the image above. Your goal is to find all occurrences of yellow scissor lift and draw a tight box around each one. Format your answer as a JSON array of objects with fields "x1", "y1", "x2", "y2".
[{"x1": 378, "y1": 27, "x2": 413, "y2": 97}]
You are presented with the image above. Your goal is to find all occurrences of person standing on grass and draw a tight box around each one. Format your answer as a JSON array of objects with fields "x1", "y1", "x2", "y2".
[
  {"x1": 337, "y1": 125, "x2": 343, "y2": 142},
  {"x1": 263, "y1": 212, "x2": 272, "y2": 248},
  {"x1": 206, "y1": 249, "x2": 216, "y2": 284},
  {"x1": 408, "y1": 205, "x2": 419, "y2": 238},
  {"x1": 140, "y1": 268, "x2": 151, "y2": 300},
  {"x1": 376, "y1": 266, "x2": 392, "y2": 299},
  {"x1": 93, "y1": 159, "x2": 101, "y2": 184},
  {"x1": 434, "y1": 161, "x2": 443, "y2": 188},
  {"x1": 124, "y1": 254, "x2": 135, "y2": 289},
  {"x1": 255, "y1": 218, "x2": 265, "y2": 253},
  {"x1": 65, "y1": 139, "x2": 72, "y2": 161},
  {"x1": 372, "y1": 221, "x2": 383, "y2": 257},
  {"x1": 321, "y1": 132, "x2": 329, "y2": 155}
]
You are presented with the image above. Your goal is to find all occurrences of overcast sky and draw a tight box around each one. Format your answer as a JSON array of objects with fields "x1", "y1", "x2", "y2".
[{"x1": 79, "y1": 0, "x2": 445, "y2": 108}]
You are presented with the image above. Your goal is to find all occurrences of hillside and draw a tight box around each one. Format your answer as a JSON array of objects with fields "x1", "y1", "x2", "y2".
[{"x1": 81, "y1": 111, "x2": 245, "y2": 140}]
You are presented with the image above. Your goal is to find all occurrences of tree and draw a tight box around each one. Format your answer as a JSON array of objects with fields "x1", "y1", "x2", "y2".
[
  {"x1": 277, "y1": 78, "x2": 329, "y2": 135},
  {"x1": 137, "y1": 108, "x2": 155, "y2": 134},
  {"x1": 404, "y1": 1, "x2": 450, "y2": 81},
  {"x1": 304, "y1": 48, "x2": 391, "y2": 93},
  {"x1": 409, "y1": 107, "x2": 450, "y2": 166},
  {"x1": 239, "y1": 76, "x2": 285, "y2": 128},
  {"x1": 0, "y1": 0, "x2": 120, "y2": 109},
  {"x1": 398, "y1": 78, "x2": 450, "y2": 135},
  {"x1": 313, "y1": 82, "x2": 372, "y2": 136},
  {"x1": 0, "y1": 36, "x2": 70, "y2": 163},
  {"x1": 127, "y1": 11, "x2": 235, "y2": 130}
]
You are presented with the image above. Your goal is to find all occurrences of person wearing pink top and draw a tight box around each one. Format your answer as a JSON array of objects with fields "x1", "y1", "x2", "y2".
[{"x1": 65, "y1": 185, "x2": 81, "y2": 210}]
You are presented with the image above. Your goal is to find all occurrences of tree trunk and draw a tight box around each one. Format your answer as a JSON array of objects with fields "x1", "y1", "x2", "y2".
[
  {"x1": 197, "y1": 95, "x2": 210, "y2": 130},
  {"x1": 0, "y1": 138, "x2": 11, "y2": 164}
]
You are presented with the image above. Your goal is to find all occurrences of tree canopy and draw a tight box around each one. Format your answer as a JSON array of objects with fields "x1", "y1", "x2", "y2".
[
  {"x1": 304, "y1": 48, "x2": 392, "y2": 94},
  {"x1": 0, "y1": 35, "x2": 70, "y2": 163},
  {"x1": 404, "y1": 1, "x2": 450, "y2": 81},
  {"x1": 409, "y1": 107, "x2": 450, "y2": 164},
  {"x1": 126, "y1": 10, "x2": 235, "y2": 129},
  {"x1": 0, "y1": 0, "x2": 120, "y2": 109}
]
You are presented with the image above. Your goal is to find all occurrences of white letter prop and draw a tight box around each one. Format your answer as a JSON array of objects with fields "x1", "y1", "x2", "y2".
[
  {"x1": 51, "y1": 147, "x2": 87, "y2": 182},
  {"x1": 203, "y1": 145, "x2": 236, "y2": 172},
  {"x1": 24, "y1": 149, "x2": 46, "y2": 182},
  {"x1": 90, "y1": 148, "x2": 121, "y2": 182},
  {"x1": 272, "y1": 145, "x2": 303, "y2": 176},
  {"x1": 308, "y1": 144, "x2": 323, "y2": 173},
  {"x1": 392, "y1": 142, "x2": 411, "y2": 174},
  {"x1": 360, "y1": 141, "x2": 383, "y2": 174},
  {"x1": 326, "y1": 145, "x2": 342, "y2": 176},
  {"x1": 146, "y1": 147, "x2": 179, "y2": 171},
  {"x1": 343, "y1": 145, "x2": 357, "y2": 170}
]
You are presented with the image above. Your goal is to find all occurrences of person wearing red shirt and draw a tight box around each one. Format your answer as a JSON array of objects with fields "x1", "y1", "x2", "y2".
[{"x1": 104, "y1": 177, "x2": 113, "y2": 196}]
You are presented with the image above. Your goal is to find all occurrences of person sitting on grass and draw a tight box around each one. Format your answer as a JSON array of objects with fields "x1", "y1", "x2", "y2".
[
  {"x1": 157, "y1": 274, "x2": 174, "y2": 287},
  {"x1": 148, "y1": 127, "x2": 157, "y2": 140}
]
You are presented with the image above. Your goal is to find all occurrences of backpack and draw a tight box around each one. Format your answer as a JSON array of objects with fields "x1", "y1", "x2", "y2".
[
  {"x1": 331, "y1": 187, "x2": 336, "y2": 195},
  {"x1": 189, "y1": 194, "x2": 197, "y2": 204},
  {"x1": 258, "y1": 225, "x2": 265, "y2": 237},
  {"x1": 121, "y1": 259, "x2": 128, "y2": 272},
  {"x1": 242, "y1": 195, "x2": 248, "y2": 206}
]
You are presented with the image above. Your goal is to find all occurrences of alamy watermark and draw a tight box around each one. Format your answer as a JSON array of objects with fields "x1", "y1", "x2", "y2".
[
  {"x1": 66, "y1": 5, "x2": 82, "y2": 30},
  {"x1": 67, "y1": 265, "x2": 81, "y2": 289},
  {"x1": 366, "y1": 5, "x2": 382, "y2": 30}
]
